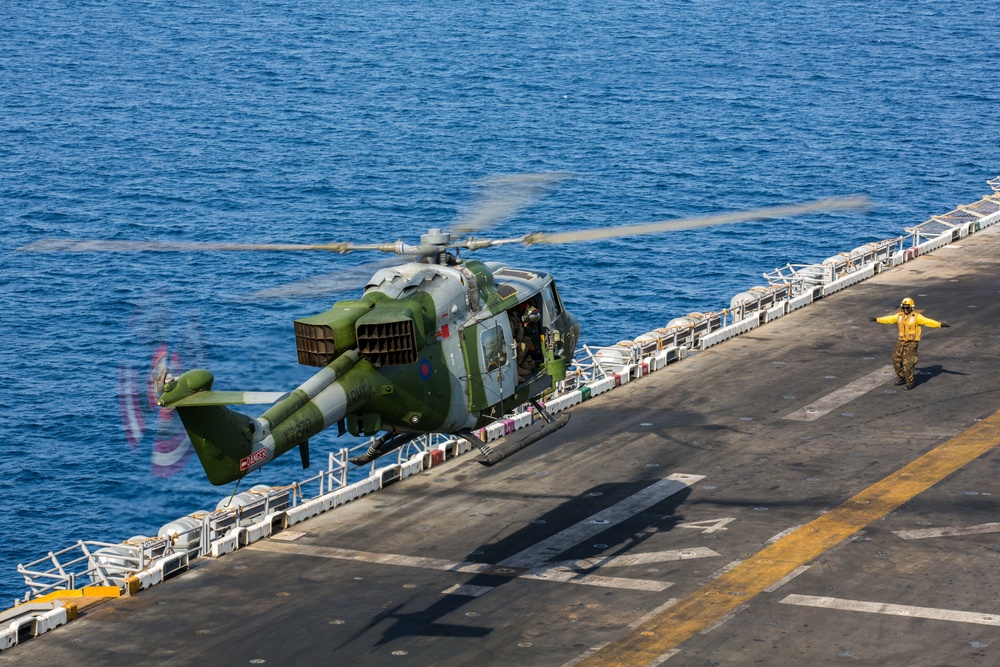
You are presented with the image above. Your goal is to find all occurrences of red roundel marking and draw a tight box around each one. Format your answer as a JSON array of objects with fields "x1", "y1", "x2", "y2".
[{"x1": 419, "y1": 359, "x2": 432, "y2": 380}]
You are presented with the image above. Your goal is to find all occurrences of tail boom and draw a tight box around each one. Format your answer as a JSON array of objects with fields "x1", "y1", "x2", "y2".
[{"x1": 159, "y1": 352, "x2": 378, "y2": 485}]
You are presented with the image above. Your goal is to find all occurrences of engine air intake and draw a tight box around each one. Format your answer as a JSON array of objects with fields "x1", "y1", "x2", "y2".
[
  {"x1": 357, "y1": 320, "x2": 417, "y2": 367},
  {"x1": 294, "y1": 321, "x2": 338, "y2": 367}
]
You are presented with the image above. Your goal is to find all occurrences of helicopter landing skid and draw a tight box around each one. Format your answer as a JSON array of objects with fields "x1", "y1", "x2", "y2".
[
  {"x1": 461, "y1": 413, "x2": 571, "y2": 467},
  {"x1": 530, "y1": 400, "x2": 556, "y2": 424}
]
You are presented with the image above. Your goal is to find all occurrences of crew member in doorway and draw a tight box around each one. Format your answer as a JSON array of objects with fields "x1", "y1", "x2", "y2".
[
  {"x1": 513, "y1": 302, "x2": 541, "y2": 380},
  {"x1": 870, "y1": 297, "x2": 950, "y2": 390}
]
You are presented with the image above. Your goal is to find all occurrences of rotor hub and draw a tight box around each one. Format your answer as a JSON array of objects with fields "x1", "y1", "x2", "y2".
[{"x1": 420, "y1": 228, "x2": 452, "y2": 247}]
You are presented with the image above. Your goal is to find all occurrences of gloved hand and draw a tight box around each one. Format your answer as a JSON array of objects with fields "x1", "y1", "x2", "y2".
[
  {"x1": 941, "y1": 322, "x2": 951, "y2": 327},
  {"x1": 869, "y1": 317, "x2": 877, "y2": 322}
]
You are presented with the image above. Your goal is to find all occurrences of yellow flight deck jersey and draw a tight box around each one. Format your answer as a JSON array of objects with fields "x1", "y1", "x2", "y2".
[{"x1": 875, "y1": 312, "x2": 943, "y2": 341}]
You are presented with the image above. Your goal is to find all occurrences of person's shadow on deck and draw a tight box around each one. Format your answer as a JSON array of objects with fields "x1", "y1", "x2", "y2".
[{"x1": 912, "y1": 364, "x2": 968, "y2": 387}]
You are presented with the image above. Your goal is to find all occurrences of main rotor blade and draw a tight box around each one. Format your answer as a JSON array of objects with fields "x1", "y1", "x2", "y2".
[
  {"x1": 449, "y1": 172, "x2": 573, "y2": 235},
  {"x1": 521, "y1": 195, "x2": 871, "y2": 245},
  {"x1": 245, "y1": 257, "x2": 401, "y2": 300},
  {"x1": 17, "y1": 239, "x2": 424, "y2": 254},
  {"x1": 18, "y1": 239, "x2": 360, "y2": 253}
]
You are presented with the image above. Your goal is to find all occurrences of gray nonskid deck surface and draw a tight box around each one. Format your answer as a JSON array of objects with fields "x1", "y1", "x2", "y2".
[{"x1": 5, "y1": 227, "x2": 1000, "y2": 666}]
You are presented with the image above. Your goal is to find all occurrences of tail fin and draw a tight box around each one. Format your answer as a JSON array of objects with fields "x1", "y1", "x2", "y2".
[{"x1": 158, "y1": 370, "x2": 272, "y2": 485}]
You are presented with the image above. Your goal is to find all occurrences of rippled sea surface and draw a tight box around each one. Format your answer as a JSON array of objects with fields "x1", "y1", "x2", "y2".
[{"x1": 1, "y1": 0, "x2": 998, "y2": 602}]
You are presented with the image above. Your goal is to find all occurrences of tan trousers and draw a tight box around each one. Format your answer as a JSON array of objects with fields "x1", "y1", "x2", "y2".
[{"x1": 892, "y1": 339, "x2": 919, "y2": 384}]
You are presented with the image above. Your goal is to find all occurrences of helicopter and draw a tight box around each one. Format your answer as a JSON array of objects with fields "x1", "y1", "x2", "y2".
[{"x1": 20, "y1": 174, "x2": 868, "y2": 485}]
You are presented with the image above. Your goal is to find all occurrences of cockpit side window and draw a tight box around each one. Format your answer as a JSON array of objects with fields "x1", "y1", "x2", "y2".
[{"x1": 542, "y1": 282, "x2": 563, "y2": 324}]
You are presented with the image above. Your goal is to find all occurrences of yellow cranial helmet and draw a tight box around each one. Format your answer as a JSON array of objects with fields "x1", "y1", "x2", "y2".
[{"x1": 900, "y1": 297, "x2": 915, "y2": 308}]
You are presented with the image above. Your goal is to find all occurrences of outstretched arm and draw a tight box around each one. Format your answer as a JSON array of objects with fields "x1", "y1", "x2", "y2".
[{"x1": 916, "y1": 314, "x2": 947, "y2": 328}]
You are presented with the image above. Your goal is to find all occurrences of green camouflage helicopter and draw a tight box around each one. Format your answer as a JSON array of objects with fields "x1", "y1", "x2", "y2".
[{"x1": 22, "y1": 175, "x2": 867, "y2": 485}]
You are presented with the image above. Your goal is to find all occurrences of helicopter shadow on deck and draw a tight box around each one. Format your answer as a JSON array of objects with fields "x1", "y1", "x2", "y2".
[
  {"x1": 555, "y1": 404, "x2": 747, "y2": 452},
  {"x1": 345, "y1": 479, "x2": 692, "y2": 649}
]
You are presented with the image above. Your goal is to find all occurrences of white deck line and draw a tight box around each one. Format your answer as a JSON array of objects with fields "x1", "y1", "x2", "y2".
[
  {"x1": 521, "y1": 567, "x2": 673, "y2": 592},
  {"x1": 499, "y1": 474, "x2": 704, "y2": 568},
  {"x1": 892, "y1": 522, "x2": 1000, "y2": 540},
  {"x1": 783, "y1": 365, "x2": 895, "y2": 421},
  {"x1": 249, "y1": 541, "x2": 676, "y2": 591},
  {"x1": 250, "y1": 542, "x2": 492, "y2": 574},
  {"x1": 440, "y1": 584, "x2": 493, "y2": 597},
  {"x1": 545, "y1": 547, "x2": 720, "y2": 570},
  {"x1": 780, "y1": 594, "x2": 1000, "y2": 626}
]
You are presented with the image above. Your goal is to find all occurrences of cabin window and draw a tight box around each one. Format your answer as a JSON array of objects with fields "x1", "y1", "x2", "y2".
[{"x1": 480, "y1": 325, "x2": 508, "y2": 372}]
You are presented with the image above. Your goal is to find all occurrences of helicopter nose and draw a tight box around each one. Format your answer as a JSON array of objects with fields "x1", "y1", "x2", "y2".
[{"x1": 566, "y1": 312, "x2": 581, "y2": 349}]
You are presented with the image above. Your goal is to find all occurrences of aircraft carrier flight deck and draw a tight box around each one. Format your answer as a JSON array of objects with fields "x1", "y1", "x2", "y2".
[{"x1": 4, "y1": 215, "x2": 1000, "y2": 666}]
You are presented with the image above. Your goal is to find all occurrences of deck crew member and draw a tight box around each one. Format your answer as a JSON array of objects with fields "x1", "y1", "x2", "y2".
[{"x1": 870, "y1": 297, "x2": 950, "y2": 390}]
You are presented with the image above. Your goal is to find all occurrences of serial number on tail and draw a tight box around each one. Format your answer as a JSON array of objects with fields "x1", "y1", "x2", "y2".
[{"x1": 240, "y1": 448, "x2": 269, "y2": 471}]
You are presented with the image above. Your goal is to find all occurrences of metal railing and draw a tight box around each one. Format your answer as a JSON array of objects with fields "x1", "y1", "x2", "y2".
[{"x1": 17, "y1": 537, "x2": 169, "y2": 600}]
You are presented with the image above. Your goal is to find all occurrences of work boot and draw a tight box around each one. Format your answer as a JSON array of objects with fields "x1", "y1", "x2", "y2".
[
  {"x1": 894, "y1": 378, "x2": 906, "y2": 386},
  {"x1": 904, "y1": 382, "x2": 915, "y2": 390}
]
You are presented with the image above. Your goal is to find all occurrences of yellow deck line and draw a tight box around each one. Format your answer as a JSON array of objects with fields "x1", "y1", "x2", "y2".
[
  {"x1": 13, "y1": 586, "x2": 121, "y2": 607},
  {"x1": 579, "y1": 411, "x2": 1000, "y2": 667}
]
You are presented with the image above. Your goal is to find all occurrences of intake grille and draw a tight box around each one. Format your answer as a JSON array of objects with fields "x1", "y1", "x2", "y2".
[
  {"x1": 357, "y1": 320, "x2": 417, "y2": 367},
  {"x1": 294, "y1": 321, "x2": 338, "y2": 367}
]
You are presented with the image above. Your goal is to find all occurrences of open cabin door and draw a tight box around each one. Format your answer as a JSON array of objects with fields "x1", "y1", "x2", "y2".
[{"x1": 460, "y1": 317, "x2": 517, "y2": 412}]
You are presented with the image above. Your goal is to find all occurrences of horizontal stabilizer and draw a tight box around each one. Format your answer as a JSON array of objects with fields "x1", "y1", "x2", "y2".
[{"x1": 169, "y1": 391, "x2": 288, "y2": 407}]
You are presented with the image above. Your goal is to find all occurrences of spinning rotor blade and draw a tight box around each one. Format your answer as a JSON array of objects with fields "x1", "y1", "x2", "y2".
[
  {"x1": 17, "y1": 239, "x2": 406, "y2": 254},
  {"x1": 519, "y1": 195, "x2": 871, "y2": 246},
  {"x1": 449, "y1": 172, "x2": 574, "y2": 235},
  {"x1": 247, "y1": 257, "x2": 401, "y2": 300}
]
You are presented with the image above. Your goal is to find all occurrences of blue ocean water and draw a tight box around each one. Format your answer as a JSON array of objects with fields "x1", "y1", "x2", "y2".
[{"x1": 1, "y1": 0, "x2": 998, "y2": 603}]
